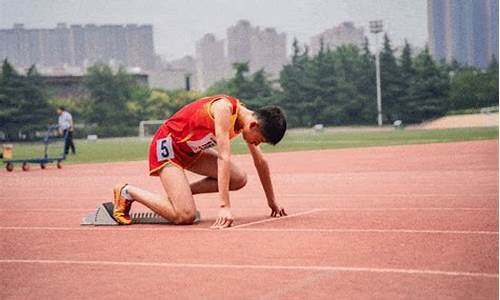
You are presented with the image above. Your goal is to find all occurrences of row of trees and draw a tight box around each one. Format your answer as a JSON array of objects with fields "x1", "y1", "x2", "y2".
[
  {"x1": 211, "y1": 36, "x2": 498, "y2": 127},
  {"x1": 1, "y1": 34, "x2": 498, "y2": 140},
  {"x1": 0, "y1": 62, "x2": 53, "y2": 140}
]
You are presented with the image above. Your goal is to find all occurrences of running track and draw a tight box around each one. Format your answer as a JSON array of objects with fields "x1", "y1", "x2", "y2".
[{"x1": 1, "y1": 140, "x2": 498, "y2": 299}]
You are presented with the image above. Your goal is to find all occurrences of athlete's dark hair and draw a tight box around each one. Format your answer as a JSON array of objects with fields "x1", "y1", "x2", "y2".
[
  {"x1": 58, "y1": 106, "x2": 65, "y2": 111},
  {"x1": 254, "y1": 106, "x2": 287, "y2": 145}
]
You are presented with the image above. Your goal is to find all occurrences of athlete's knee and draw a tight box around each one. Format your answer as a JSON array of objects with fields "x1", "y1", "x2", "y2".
[
  {"x1": 230, "y1": 171, "x2": 247, "y2": 190},
  {"x1": 173, "y1": 208, "x2": 196, "y2": 225}
]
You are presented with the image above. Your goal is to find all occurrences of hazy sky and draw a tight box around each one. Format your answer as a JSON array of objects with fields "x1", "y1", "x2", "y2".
[{"x1": 0, "y1": 0, "x2": 427, "y2": 60}]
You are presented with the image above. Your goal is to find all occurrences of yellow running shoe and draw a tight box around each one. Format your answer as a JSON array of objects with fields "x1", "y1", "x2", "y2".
[{"x1": 113, "y1": 183, "x2": 133, "y2": 225}]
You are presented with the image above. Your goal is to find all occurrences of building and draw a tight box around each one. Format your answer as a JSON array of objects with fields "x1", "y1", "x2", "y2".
[
  {"x1": 309, "y1": 22, "x2": 365, "y2": 55},
  {"x1": 0, "y1": 23, "x2": 155, "y2": 71},
  {"x1": 427, "y1": 0, "x2": 498, "y2": 68},
  {"x1": 250, "y1": 27, "x2": 287, "y2": 76},
  {"x1": 227, "y1": 20, "x2": 253, "y2": 66},
  {"x1": 42, "y1": 74, "x2": 148, "y2": 100},
  {"x1": 195, "y1": 34, "x2": 228, "y2": 90},
  {"x1": 227, "y1": 20, "x2": 287, "y2": 76},
  {"x1": 148, "y1": 56, "x2": 197, "y2": 90}
]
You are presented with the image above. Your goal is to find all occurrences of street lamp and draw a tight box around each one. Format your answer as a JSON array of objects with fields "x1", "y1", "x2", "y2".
[{"x1": 369, "y1": 20, "x2": 383, "y2": 127}]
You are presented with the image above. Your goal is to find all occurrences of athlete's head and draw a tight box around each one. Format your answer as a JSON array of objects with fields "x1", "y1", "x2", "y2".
[{"x1": 243, "y1": 106, "x2": 287, "y2": 146}]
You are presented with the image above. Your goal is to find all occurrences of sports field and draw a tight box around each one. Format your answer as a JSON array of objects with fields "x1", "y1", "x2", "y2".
[
  {"x1": 0, "y1": 133, "x2": 498, "y2": 298},
  {"x1": 4, "y1": 126, "x2": 498, "y2": 166},
  {"x1": 0, "y1": 140, "x2": 498, "y2": 299}
]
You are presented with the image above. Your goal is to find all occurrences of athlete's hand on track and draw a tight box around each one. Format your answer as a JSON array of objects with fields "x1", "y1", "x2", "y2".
[
  {"x1": 269, "y1": 202, "x2": 287, "y2": 218},
  {"x1": 211, "y1": 207, "x2": 234, "y2": 229}
]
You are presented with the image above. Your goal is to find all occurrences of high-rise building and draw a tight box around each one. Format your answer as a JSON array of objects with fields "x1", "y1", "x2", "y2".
[
  {"x1": 427, "y1": 0, "x2": 498, "y2": 68},
  {"x1": 250, "y1": 27, "x2": 287, "y2": 75},
  {"x1": 310, "y1": 22, "x2": 365, "y2": 55},
  {"x1": 227, "y1": 20, "x2": 253, "y2": 66},
  {"x1": 195, "y1": 34, "x2": 227, "y2": 90},
  {"x1": 125, "y1": 24, "x2": 155, "y2": 70},
  {"x1": 227, "y1": 20, "x2": 287, "y2": 76},
  {"x1": 484, "y1": 0, "x2": 499, "y2": 66},
  {"x1": 0, "y1": 23, "x2": 156, "y2": 71},
  {"x1": 70, "y1": 25, "x2": 86, "y2": 67}
]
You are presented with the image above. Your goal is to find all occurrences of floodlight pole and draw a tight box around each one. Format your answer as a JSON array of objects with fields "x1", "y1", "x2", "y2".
[{"x1": 370, "y1": 20, "x2": 383, "y2": 127}]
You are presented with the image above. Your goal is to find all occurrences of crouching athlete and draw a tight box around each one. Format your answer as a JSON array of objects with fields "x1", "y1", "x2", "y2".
[{"x1": 112, "y1": 94, "x2": 287, "y2": 229}]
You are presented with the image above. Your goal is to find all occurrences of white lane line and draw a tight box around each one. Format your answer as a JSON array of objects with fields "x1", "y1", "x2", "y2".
[
  {"x1": 0, "y1": 207, "x2": 497, "y2": 213},
  {"x1": 277, "y1": 193, "x2": 499, "y2": 197},
  {"x1": 1, "y1": 226, "x2": 496, "y2": 235},
  {"x1": 0, "y1": 226, "x2": 212, "y2": 232},
  {"x1": 231, "y1": 228, "x2": 499, "y2": 235},
  {"x1": 0, "y1": 208, "x2": 94, "y2": 212},
  {"x1": 4, "y1": 193, "x2": 496, "y2": 203},
  {"x1": 325, "y1": 207, "x2": 498, "y2": 211},
  {"x1": 227, "y1": 209, "x2": 325, "y2": 229},
  {"x1": 0, "y1": 259, "x2": 497, "y2": 279}
]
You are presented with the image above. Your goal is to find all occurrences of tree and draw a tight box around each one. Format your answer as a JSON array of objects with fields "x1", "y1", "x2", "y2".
[
  {"x1": 379, "y1": 34, "x2": 404, "y2": 122},
  {"x1": 356, "y1": 38, "x2": 377, "y2": 124},
  {"x1": 279, "y1": 39, "x2": 318, "y2": 126},
  {"x1": 83, "y1": 64, "x2": 150, "y2": 137},
  {"x1": 0, "y1": 60, "x2": 52, "y2": 140},
  {"x1": 397, "y1": 40, "x2": 416, "y2": 121},
  {"x1": 405, "y1": 47, "x2": 449, "y2": 122},
  {"x1": 449, "y1": 63, "x2": 499, "y2": 111},
  {"x1": 204, "y1": 35, "x2": 497, "y2": 128},
  {"x1": 205, "y1": 78, "x2": 233, "y2": 96}
]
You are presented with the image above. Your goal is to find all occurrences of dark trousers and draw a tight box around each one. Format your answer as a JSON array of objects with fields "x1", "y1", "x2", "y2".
[{"x1": 63, "y1": 129, "x2": 76, "y2": 155}]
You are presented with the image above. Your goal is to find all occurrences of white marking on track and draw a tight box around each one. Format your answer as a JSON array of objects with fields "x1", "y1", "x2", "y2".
[
  {"x1": 0, "y1": 226, "x2": 496, "y2": 235},
  {"x1": 227, "y1": 208, "x2": 325, "y2": 229},
  {"x1": 0, "y1": 207, "x2": 497, "y2": 213},
  {"x1": 0, "y1": 259, "x2": 497, "y2": 278}
]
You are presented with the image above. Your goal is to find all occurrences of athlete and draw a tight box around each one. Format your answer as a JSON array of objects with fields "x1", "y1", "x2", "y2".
[{"x1": 113, "y1": 94, "x2": 288, "y2": 229}]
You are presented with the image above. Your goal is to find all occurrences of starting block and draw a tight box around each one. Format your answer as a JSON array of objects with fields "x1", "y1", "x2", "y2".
[{"x1": 81, "y1": 202, "x2": 200, "y2": 226}]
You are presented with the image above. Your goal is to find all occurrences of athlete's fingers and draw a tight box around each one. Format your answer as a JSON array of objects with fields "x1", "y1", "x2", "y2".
[
  {"x1": 221, "y1": 218, "x2": 233, "y2": 228},
  {"x1": 211, "y1": 217, "x2": 222, "y2": 228},
  {"x1": 271, "y1": 210, "x2": 276, "y2": 217},
  {"x1": 280, "y1": 208, "x2": 287, "y2": 216},
  {"x1": 211, "y1": 216, "x2": 233, "y2": 229}
]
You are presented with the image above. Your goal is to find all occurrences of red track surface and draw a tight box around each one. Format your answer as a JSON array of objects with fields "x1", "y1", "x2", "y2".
[{"x1": 1, "y1": 140, "x2": 498, "y2": 299}]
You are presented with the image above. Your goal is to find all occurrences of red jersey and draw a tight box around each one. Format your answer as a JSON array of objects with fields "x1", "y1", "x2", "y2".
[{"x1": 149, "y1": 95, "x2": 241, "y2": 175}]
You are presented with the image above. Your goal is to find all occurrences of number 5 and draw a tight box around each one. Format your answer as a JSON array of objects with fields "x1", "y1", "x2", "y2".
[
  {"x1": 160, "y1": 140, "x2": 169, "y2": 157},
  {"x1": 156, "y1": 136, "x2": 174, "y2": 161}
]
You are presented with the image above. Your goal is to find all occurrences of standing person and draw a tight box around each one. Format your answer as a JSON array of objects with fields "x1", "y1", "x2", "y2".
[
  {"x1": 57, "y1": 106, "x2": 76, "y2": 155},
  {"x1": 112, "y1": 94, "x2": 287, "y2": 229}
]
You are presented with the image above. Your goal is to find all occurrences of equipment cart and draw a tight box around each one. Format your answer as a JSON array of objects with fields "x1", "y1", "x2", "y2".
[{"x1": 3, "y1": 125, "x2": 67, "y2": 172}]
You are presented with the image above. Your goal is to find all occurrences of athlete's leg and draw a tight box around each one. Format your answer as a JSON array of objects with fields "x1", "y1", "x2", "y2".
[
  {"x1": 127, "y1": 165, "x2": 197, "y2": 224},
  {"x1": 187, "y1": 149, "x2": 247, "y2": 195}
]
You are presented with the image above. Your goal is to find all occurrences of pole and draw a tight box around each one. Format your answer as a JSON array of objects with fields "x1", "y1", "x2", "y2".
[
  {"x1": 370, "y1": 20, "x2": 383, "y2": 127},
  {"x1": 375, "y1": 34, "x2": 383, "y2": 127}
]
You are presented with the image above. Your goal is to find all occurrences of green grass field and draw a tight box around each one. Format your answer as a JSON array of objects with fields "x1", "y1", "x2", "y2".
[{"x1": 3, "y1": 127, "x2": 498, "y2": 166}]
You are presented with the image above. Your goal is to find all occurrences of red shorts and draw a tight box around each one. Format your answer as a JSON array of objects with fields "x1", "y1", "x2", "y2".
[{"x1": 148, "y1": 126, "x2": 202, "y2": 176}]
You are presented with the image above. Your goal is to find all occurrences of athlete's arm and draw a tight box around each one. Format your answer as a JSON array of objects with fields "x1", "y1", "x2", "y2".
[
  {"x1": 211, "y1": 99, "x2": 234, "y2": 228},
  {"x1": 247, "y1": 143, "x2": 287, "y2": 217}
]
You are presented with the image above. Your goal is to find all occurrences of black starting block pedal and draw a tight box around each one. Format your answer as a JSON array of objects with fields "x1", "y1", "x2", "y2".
[{"x1": 80, "y1": 202, "x2": 201, "y2": 226}]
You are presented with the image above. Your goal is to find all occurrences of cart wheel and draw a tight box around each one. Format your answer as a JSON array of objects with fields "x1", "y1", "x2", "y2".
[
  {"x1": 40, "y1": 163, "x2": 46, "y2": 169},
  {"x1": 6, "y1": 163, "x2": 14, "y2": 172},
  {"x1": 57, "y1": 160, "x2": 62, "y2": 169},
  {"x1": 22, "y1": 162, "x2": 29, "y2": 171}
]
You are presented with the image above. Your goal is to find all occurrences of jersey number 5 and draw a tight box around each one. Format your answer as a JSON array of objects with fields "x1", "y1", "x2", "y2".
[{"x1": 156, "y1": 136, "x2": 174, "y2": 162}]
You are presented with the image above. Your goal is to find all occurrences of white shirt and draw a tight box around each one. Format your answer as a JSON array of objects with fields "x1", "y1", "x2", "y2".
[{"x1": 58, "y1": 111, "x2": 73, "y2": 131}]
